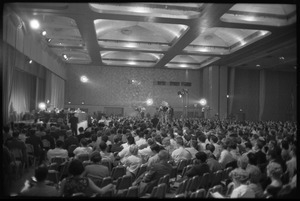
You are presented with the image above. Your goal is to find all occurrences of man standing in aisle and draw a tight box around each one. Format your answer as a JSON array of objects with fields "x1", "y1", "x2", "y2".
[{"x1": 69, "y1": 113, "x2": 78, "y2": 135}]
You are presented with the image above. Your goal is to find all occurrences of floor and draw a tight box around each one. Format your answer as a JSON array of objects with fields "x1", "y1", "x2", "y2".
[{"x1": 9, "y1": 166, "x2": 35, "y2": 196}]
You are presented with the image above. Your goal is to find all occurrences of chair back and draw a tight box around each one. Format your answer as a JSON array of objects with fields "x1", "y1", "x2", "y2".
[
  {"x1": 111, "y1": 165, "x2": 126, "y2": 180},
  {"x1": 154, "y1": 183, "x2": 167, "y2": 198},
  {"x1": 170, "y1": 166, "x2": 178, "y2": 181},
  {"x1": 190, "y1": 188, "x2": 206, "y2": 198},
  {"x1": 175, "y1": 179, "x2": 189, "y2": 195},
  {"x1": 177, "y1": 159, "x2": 188, "y2": 173},
  {"x1": 186, "y1": 175, "x2": 200, "y2": 192},
  {"x1": 126, "y1": 186, "x2": 139, "y2": 198},
  {"x1": 68, "y1": 144, "x2": 78, "y2": 157},
  {"x1": 101, "y1": 159, "x2": 112, "y2": 172},
  {"x1": 210, "y1": 170, "x2": 223, "y2": 187},
  {"x1": 181, "y1": 164, "x2": 193, "y2": 177},
  {"x1": 100, "y1": 176, "x2": 113, "y2": 188},
  {"x1": 207, "y1": 184, "x2": 223, "y2": 197},
  {"x1": 51, "y1": 156, "x2": 67, "y2": 166},
  {"x1": 281, "y1": 171, "x2": 289, "y2": 185},
  {"x1": 198, "y1": 172, "x2": 210, "y2": 190},
  {"x1": 135, "y1": 164, "x2": 147, "y2": 180},
  {"x1": 77, "y1": 153, "x2": 90, "y2": 162},
  {"x1": 116, "y1": 175, "x2": 132, "y2": 191},
  {"x1": 42, "y1": 139, "x2": 51, "y2": 149},
  {"x1": 87, "y1": 174, "x2": 103, "y2": 187},
  {"x1": 158, "y1": 174, "x2": 170, "y2": 186},
  {"x1": 226, "y1": 182, "x2": 234, "y2": 197}
]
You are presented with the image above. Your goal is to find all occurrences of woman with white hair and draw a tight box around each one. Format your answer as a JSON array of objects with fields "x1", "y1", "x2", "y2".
[
  {"x1": 123, "y1": 144, "x2": 142, "y2": 179},
  {"x1": 229, "y1": 168, "x2": 255, "y2": 198}
]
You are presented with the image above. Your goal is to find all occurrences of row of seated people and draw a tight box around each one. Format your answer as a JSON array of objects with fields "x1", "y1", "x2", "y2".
[{"x1": 3, "y1": 117, "x2": 297, "y2": 198}]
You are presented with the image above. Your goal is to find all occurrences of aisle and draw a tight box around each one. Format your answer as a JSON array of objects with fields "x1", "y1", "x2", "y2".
[{"x1": 10, "y1": 166, "x2": 35, "y2": 196}]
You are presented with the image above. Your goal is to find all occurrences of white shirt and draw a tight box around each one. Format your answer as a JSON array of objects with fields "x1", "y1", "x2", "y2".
[
  {"x1": 123, "y1": 155, "x2": 142, "y2": 175},
  {"x1": 136, "y1": 138, "x2": 147, "y2": 148},
  {"x1": 73, "y1": 146, "x2": 93, "y2": 157},
  {"x1": 118, "y1": 145, "x2": 131, "y2": 162},
  {"x1": 47, "y1": 148, "x2": 68, "y2": 161},
  {"x1": 185, "y1": 147, "x2": 198, "y2": 159},
  {"x1": 231, "y1": 184, "x2": 255, "y2": 198},
  {"x1": 171, "y1": 146, "x2": 192, "y2": 163},
  {"x1": 218, "y1": 149, "x2": 234, "y2": 168}
]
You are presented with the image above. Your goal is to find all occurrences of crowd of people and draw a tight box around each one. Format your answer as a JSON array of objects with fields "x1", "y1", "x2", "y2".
[{"x1": 2, "y1": 115, "x2": 297, "y2": 198}]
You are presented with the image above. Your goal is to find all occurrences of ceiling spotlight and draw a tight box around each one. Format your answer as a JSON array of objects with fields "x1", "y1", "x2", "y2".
[
  {"x1": 68, "y1": 101, "x2": 71, "y2": 104},
  {"x1": 38, "y1": 102, "x2": 46, "y2": 110},
  {"x1": 81, "y1": 101, "x2": 85, "y2": 105},
  {"x1": 29, "y1": 60, "x2": 33, "y2": 64},
  {"x1": 279, "y1": 57, "x2": 285, "y2": 60},
  {"x1": 199, "y1": 98, "x2": 207, "y2": 106},
  {"x1": 62, "y1": 54, "x2": 68, "y2": 60},
  {"x1": 256, "y1": 64, "x2": 260, "y2": 67},
  {"x1": 146, "y1": 98, "x2": 153, "y2": 106},
  {"x1": 178, "y1": 91, "x2": 183, "y2": 98},
  {"x1": 226, "y1": 95, "x2": 229, "y2": 98},
  {"x1": 30, "y1": 19, "x2": 40, "y2": 29},
  {"x1": 46, "y1": 38, "x2": 52, "y2": 43},
  {"x1": 42, "y1": 30, "x2": 47, "y2": 36},
  {"x1": 80, "y1": 76, "x2": 88, "y2": 83}
]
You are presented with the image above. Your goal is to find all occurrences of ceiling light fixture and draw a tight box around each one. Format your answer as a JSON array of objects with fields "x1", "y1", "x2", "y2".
[
  {"x1": 279, "y1": 56, "x2": 285, "y2": 60},
  {"x1": 42, "y1": 30, "x2": 47, "y2": 36},
  {"x1": 128, "y1": 61, "x2": 136, "y2": 65},
  {"x1": 29, "y1": 60, "x2": 33, "y2": 64},
  {"x1": 256, "y1": 64, "x2": 260, "y2": 67},
  {"x1": 62, "y1": 54, "x2": 68, "y2": 60},
  {"x1": 46, "y1": 38, "x2": 52, "y2": 43},
  {"x1": 30, "y1": 19, "x2": 40, "y2": 29},
  {"x1": 80, "y1": 76, "x2": 88, "y2": 83}
]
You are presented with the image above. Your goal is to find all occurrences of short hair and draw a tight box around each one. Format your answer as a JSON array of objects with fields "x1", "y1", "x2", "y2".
[
  {"x1": 199, "y1": 134, "x2": 207, "y2": 143},
  {"x1": 129, "y1": 145, "x2": 139, "y2": 155},
  {"x1": 245, "y1": 141, "x2": 252, "y2": 149},
  {"x1": 56, "y1": 140, "x2": 64, "y2": 148},
  {"x1": 13, "y1": 131, "x2": 19, "y2": 138},
  {"x1": 267, "y1": 162, "x2": 283, "y2": 179},
  {"x1": 127, "y1": 136, "x2": 135, "y2": 145},
  {"x1": 147, "y1": 138, "x2": 155, "y2": 146},
  {"x1": 256, "y1": 140, "x2": 264, "y2": 149},
  {"x1": 195, "y1": 151, "x2": 207, "y2": 163},
  {"x1": 176, "y1": 137, "x2": 184, "y2": 146},
  {"x1": 80, "y1": 138, "x2": 88, "y2": 146},
  {"x1": 68, "y1": 159, "x2": 84, "y2": 176},
  {"x1": 247, "y1": 152, "x2": 257, "y2": 165},
  {"x1": 102, "y1": 135, "x2": 108, "y2": 142},
  {"x1": 150, "y1": 143, "x2": 160, "y2": 153},
  {"x1": 206, "y1": 144, "x2": 215, "y2": 153},
  {"x1": 158, "y1": 150, "x2": 169, "y2": 161},
  {"x1": 90, "y1": 151, "x2": 102, "y2": 163},
  {"x1": 35, "y1": 165, "x2": 48, "y2": 182},
  {"x1": 237, "y1": 155, "x2": 249, "y2": 169},
  {"x1": 78, "y1": 127, "x2": 84, "y2": 132},
  {"x1": 210, "y1": 135, "x2": 218, "y2": 143},
  {"x1": 99, "y1": 141, "x2": 107, "y2": 151},
  {"x1": 281, "y1": 140, "x2": 289, "y2": 150},
  {"x1": 91, "y1": 134, "x2": 97, "y2": 142}
]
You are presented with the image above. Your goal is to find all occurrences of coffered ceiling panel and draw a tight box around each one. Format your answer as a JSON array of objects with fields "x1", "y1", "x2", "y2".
[
  {"x1": 184, "y1": 28, "x2": 271, "y2": 55},
  {"x1": 7, "y1": 3, "x2": 297, "y2": 71},
  {"x1": 89, "y1": 3, "x2": 204, "y2": 19},
  {"x1": 221, "y1": 4, "x2": 296, "y2": 26}
]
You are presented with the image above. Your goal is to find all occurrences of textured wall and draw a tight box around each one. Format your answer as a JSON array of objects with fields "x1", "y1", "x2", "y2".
[
  {"x1": 233, "y1": 69, "x2": 260, "y2": 121},
  {"x1": 65, "y1": 65, "x2": 201, "y2": 116},
  {"x1": 263, "y1": 70, "x2": 297, "y2": 121}
]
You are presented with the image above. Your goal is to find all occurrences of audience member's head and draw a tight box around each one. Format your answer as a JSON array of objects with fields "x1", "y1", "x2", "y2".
[
  {"x1": 68, "y1": 159, "x2": 84, "y2": 176},
  {"x1": 267, "y1": 162, "x2": 283, "y2": 180},
  {"x1": 230, "y1": 168, "x2": 249, "y2": 184},
  {"x1": 195, "y1": 151, "x2": 207, "y2": 163},
  {"x1": 99, "y1": 141, "x2": 107, "y2": 152},
  {"x1": 158, "y1": 150, "x2": 169, "y2": 162},
  {"x1": 247, "y1": 152, "x2": 257, "y2": 165},
  {"x1": 129, "y1": 144, "x2": 139, "y2": 155},
  {"x1": 175, "y1": 136, "x2": 184, "y2": 147},
  {"x1": 90, "y1": 151, "x2": 102, "y2": 163},
  {"x1": 237, "y1": 155, "x2": 249, "y2": 169},
  {"x1": 34, "y1": 165, "x2": 48, "y2": 182},
  {"x1": 206, "y1": 143, "x2": 215, "y2": 153},
  {"x1": 56, "y1": 140, "x2": 64, "y2": 148},
  {"x1": 80, "y1": 138, "x2": 88, "y2": 147},
  {"x1": 127, "y1": 136, "x2": 135, "y2": 145}
]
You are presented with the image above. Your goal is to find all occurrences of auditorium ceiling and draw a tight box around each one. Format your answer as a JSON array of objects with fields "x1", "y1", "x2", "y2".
[{"x1": 7, "y1": 3, "x2": 297, "y2": 71}]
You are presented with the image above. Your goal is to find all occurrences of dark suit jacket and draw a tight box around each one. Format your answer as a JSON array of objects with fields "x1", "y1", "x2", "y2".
[
  {"x1": 186, "y1": 163, "x2": 210, "y2": 178},
  {"x1": 143, "y1": 161, "x2": 173, "y2": 193}
]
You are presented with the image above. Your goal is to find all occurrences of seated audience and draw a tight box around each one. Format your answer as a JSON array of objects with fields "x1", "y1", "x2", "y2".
[{"x1": 81, "y1": 151, "x2": 109, "y2": 178}]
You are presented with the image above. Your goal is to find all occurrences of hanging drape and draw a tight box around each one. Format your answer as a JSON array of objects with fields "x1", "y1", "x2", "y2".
[
  {"x1": 45, "y1": 71, "x2": 65, "y2": 110},
  {"x1": 228, "y1": 68, "x2": 235, "y2": 116},
  {"x1": 9, "y1": 69, "x2": 36, "y2": 121},
  {"x1": 2, "y1": 42, "x2": 16, "y2": 125},
  {"x1": 259, "y1": 70, "x2": 266, "y2": 121}
]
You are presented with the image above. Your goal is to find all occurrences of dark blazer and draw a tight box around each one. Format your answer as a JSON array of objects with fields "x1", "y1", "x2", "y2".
[
  {"x1": 143, "y1": 161, "x2": 173, "y2": 193},
  {"x1": 186, "y1": 163, "x2": 210, "y2": 178}
]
